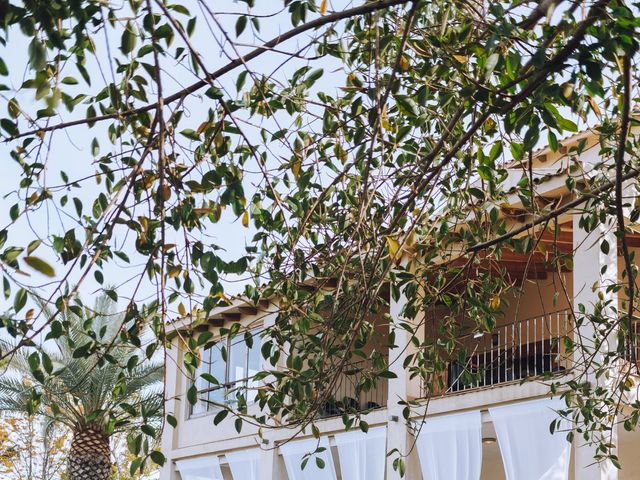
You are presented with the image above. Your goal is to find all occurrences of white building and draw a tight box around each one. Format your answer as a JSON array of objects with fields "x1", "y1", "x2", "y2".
[{"x1": 160, "y1": 130, "x2": 640, "y2": 479}]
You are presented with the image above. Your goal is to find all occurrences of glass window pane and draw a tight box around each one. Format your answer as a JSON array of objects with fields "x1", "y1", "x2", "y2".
[
  {"x1": 209, "y1": 343, "x2": 226, "y2": 384},
  {"x1": 194, "y1": 346, "x2": 211, "y2": 391},
  {"x1": 229, "y1": 336, "x2": 248, "y2": 383},
  {"x1": 247, "y1": 330, "x2": 262, "y2": 377},
  {"x1": 247, "y1": 330, "x2": 262, "y2": 394},
  {"x1": 207, "y1": 384, "x2": 225, "y2": 407}
]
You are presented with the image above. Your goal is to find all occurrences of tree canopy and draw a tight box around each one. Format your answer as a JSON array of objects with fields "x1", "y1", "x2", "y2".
[{"x1": 1, "y1": 0, "x2": 640, "y2": 474}]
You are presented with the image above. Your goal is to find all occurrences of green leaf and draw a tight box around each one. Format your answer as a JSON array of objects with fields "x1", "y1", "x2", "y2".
[
  {"x1": 214, "y1": 409, "x2": 228, "y2": 425},
  {"x1": 180, "y1": 129, "x2": 200, "y2": 141},
  {"x1": 187, "y1": 385, "x2": 197, "y2": 405},
  {"x1": 14, "y1": 288, "x2": 27, "y2": 312},
  {"x1": 28, "y1": 39, "x2": 46, "y2": 71},
  {"x1": 42, "y1": 351, "x2": 53, "y2": 374},
  {"x1": 236, "y1": 16, "x2": 248, "y2": 37},
  {"x1": 1, "y1": 119, "x2": 18, "y2": 136},
  {"x1": 150, "y1": 450, "x2": 165, "y2": 466},
  {"x1": 205, "y1": 86, "x2": 223, "y2": 99},
  {"x1": 28, "y1": 352, "x2": 40, "y2": 372},
  {"x1": 236, "y1": 71, "x2": 248, "y2": 91},
  {"x1": 121, "y1": 22, "x2": 137, "y2": 54},
  {"x1": 105, "y1": 289, "x2": 118, "y2": 302},
  {"x1": 141, "y1": 424, "x2": 156, "y2": 437},
  {"x1": 510, "y1": 142, "x2": 524, "y2": 161},
  {"x1": 394, "y1": 95, "x2": 419, "y2": 117},
  {"x1": 24, "y1": 256, "x2": 56, "y2": 277},
  {"x1": 91, "y1": 138, "x2": 100, "y2": 156},
  {"x1": 26, "y1": 239, "x2": 41, "y2": 255},
  {"x1": 129, "y1": 458, "x2": 142, "y2": 476},
  {"x1": 166, "y1": 414, "x2": 177, "y2": 428},
  {"x1": 556, "y1": 116, "x2": 578, "y2": 132},
  {"x1": 305, "y1": 69, "x2": 324, "y2": 87},
  {"x1": 548, "y1": 131, "x2": 558, "y2": 152},
  {"x1": 485, "y1": 52, "x2": 500, "y2": 78}
]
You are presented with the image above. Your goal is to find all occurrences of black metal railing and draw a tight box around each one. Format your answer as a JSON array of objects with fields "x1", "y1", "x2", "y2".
[
  {"x1": 319, "y1": 359, "x2": 388, "y2": 418},
  {"x1": 436, "y1": 310, "x2": 573, "y2": 395},
  {"x1": 622, "y1": 319, "x2": 640, "y2": 364}
]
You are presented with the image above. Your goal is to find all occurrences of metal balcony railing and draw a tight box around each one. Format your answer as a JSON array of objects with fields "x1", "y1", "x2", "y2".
[
  {"x1": 441, "y1": 310, "x2": 573, "y2": 394},
  {"x1": 319, "y1": 359, "x2": 388, "y2": 418}
]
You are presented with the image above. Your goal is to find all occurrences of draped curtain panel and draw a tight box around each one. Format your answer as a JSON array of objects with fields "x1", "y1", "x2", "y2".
[
  {"x1": 175, "y1": 455, "x2": 224, "y2": 480},
  {"x1": 416, "y1": 410, "x2": 483, "y2": 480},
  {"x1": 280, "y1": 437, "x2": 337, "y2": 480},
  {"x1": 489, "y1": 397, "x2": 571, "y2": 480},
  {"x1": 334, "y1": 426, "x2": 387, "y2": 480},
  {"x1": 226, "y1": 448, "x2": 261, "y2": 480}
]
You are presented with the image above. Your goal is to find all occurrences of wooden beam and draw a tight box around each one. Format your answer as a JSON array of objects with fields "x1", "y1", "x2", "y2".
[{"x1": 207, "y1": 318, "x2": 224, "y2": 327}]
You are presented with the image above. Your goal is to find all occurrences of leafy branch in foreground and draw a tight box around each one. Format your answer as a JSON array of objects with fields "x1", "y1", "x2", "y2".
[{"x1": 1, "y1": 0, "x2": 640, "y2": 474}]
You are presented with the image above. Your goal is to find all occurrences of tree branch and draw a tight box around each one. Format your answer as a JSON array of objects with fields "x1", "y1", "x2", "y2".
[
  {"x1": 615, "y1": 53, "x2": 635, "y2": 363},
  {"x1": 4, "y1": 0, "x2": 412, "y2": 142}
]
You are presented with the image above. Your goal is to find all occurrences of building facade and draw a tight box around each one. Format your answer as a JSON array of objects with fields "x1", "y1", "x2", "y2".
[{"x1": 160, "y1": 132, "x2": 640, "y2": 479}]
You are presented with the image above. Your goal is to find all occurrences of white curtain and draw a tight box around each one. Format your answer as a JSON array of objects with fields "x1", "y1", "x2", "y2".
[
  {"x1": 226, "y1": 448, "x2": 261, "y2": 480},
  {"x1": 175, "y1": 455, "x2": 224, "y2": 480},
  {"x1": 334, "y1": 426, "x2": 386, "y2": 480},
  {"x1": 416, "y1": 410, "x2": 483, "y2": 480},
  {"x1": 280, "y1": 437, "x2": 337, "y2": 480},
  {"x1": 489, "y1": 397, "x2": 571, "y2": 480}
]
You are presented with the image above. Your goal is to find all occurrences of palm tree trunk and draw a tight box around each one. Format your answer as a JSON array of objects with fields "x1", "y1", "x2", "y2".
[{"x1": 68, "y1": 426, "x2": 111, "y2": 480}]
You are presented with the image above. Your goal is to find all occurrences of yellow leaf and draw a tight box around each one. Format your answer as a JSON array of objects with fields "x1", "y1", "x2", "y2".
[
  {"x1": 381, "y1": 105, "x2": 392, "y2": 131},
  {"x1": 386, "y1": 236, "x2": 400, "y2": 259},
  {"x1": 159, "y1": 184, "x2": 171, "y2": 201},
  {"x1": 412, "y1": 42, "x2": 430, "y2": 57},
  {"x1": 291, "y1": 159, "x2": 301, "y2": 180},
  {"x1": 196, "y1": 121, "x2": 211, "y2": 135},
  {"x1": 178, "y1": 303, "x2": 186, "y2": 317},
  {"x1": 561, "y1": 82, "x2": 574, "y2": 99},
  {"x1": 319, "y1": 0, "x2": 328, "y2": 15},
  {"x1": 399, "y1": 55, "x2": 409, "y2": 71},
  {"x1": 490, "y1": 295, "x2": 500, "y2": 310},
  {"x1": 587, "y1": 96, "x2": 601, "y2": 118},
  {"x1": 214, "y1": 132, "x2": 224, "y2": 148},
  {"x1": 242, "y1": 210, "x2": 249, "y2": 228},
  {"x1": 453, "y1": 54, "x2": 468, "y2": 63}
]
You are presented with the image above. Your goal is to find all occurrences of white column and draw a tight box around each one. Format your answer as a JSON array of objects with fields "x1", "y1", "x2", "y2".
[
  {"x1": 387, "y1": 291, "x2": 422, "y2": 480},
  {"x1": 258, "y1": 309, "x2": 285, "y2": 480},
  {"x1": 572, "y1": 213, "x2": 618, "y2": 480},
  {"x1": 160, "y1": 337, "x2": 182, "y2": 480},
  {"x1": 258, "y1": 437, "x2": 284, "y2": 480}
]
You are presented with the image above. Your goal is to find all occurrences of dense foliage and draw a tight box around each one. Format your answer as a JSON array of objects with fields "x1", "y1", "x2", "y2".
[{"x1": 1, "y1": 0, "x2": 640, "y2": 474}]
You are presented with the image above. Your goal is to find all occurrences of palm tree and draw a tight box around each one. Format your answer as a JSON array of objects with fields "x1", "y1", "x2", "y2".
[{"x1": 0, "y1": 295, "x2": 163, "y2": 480}]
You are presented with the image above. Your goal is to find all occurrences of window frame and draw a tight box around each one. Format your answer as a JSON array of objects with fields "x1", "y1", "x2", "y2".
[{"x1": 191, "y1": 327, "x2": 262, "y2": 416}]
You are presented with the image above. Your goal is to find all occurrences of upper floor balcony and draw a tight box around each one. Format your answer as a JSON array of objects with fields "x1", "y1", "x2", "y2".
[{"x1": 431, "y1": 309, "x2": 573, "y2": 396}]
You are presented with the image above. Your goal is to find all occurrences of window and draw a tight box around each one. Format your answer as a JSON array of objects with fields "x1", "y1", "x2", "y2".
[{"x1": 192, "y1": 328, "x2": 262, "y2": 415}]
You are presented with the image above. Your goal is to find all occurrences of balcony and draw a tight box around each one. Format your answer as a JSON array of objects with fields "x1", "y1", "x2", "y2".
[
  {"x1": 432, "y1": 309, "x2": 573, "y2": 395},
  {"x1": 319, "y1": 359, "x2": 388, "y2": 418}
]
